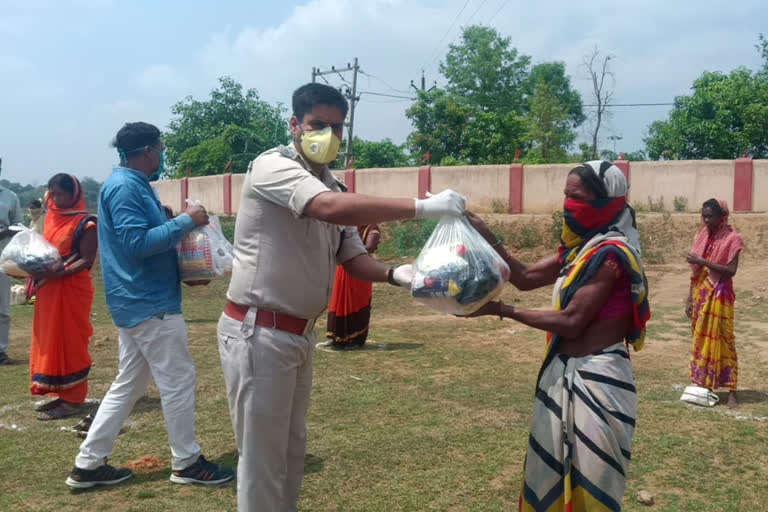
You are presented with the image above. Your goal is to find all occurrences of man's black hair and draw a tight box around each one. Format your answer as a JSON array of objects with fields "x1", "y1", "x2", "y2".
[
  {"x1": 112, "y1": 122, "x2": 161, "y2": 153},
  {"x1": 28, "y1": 199, "x2": 42, "y2": 209},
  {"x1": 292, "y1": 83, "x2": 348, "y2": 121}
]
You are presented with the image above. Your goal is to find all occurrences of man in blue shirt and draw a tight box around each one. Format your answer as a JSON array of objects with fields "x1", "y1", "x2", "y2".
[{"x1": 66, "y1": 122, "x2": 234, "y2": 489}]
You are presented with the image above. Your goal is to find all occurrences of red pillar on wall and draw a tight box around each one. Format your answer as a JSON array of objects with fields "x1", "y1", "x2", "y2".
[
  {"x1": 733, "y1": 158, "x2": 753, "y2": 212},
  {"x1": 180, "y1": 177, "x2": 189, "y2": 213},
  {"x1": 613, "y1": 160, "x2": 630, "y2": 199},
  {"x1": 418, "y1": 165, "x2": 431, "y2": 199},
  {"x1": 223, "y1": 173, "x2": 233, "y2": 215},
  {"x1": 345, "y1": 169, "x2": 356, "y2": 193},
  {"x1": 508, "y1": 164, "x2": 524, "y2": 214}
]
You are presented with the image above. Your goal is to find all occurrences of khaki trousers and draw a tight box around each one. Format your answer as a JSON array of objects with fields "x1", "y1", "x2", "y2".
[{"x1": 217, "y1": 312, "x2": 314, "y2": 512}]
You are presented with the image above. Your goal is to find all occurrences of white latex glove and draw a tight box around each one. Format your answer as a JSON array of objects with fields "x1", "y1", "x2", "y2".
[
  {"x1": 414, "y1": 189, "x2": 467, "y2": 219},
  {"x1": 391, "y1": 264, "x2": 414, "y2": 288}
]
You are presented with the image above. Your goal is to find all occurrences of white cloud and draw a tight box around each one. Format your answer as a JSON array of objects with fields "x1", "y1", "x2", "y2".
[{"x1": 135, "y1": 65, "x2": 191, "y2": 96}]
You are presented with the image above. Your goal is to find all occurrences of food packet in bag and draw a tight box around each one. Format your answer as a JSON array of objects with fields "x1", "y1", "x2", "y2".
[
  {"x1": 410, "y1": 216, "x2": 510, "y2": 316},
  {"x1": 177, "y1": 212, "x2": 234, "y2": 282},
  {"x1": 0, "y1": 226, "x2": 64, "y2": 278}
]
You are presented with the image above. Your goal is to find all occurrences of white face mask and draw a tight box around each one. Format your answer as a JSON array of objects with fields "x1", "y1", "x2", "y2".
[{"x1": 299, "y1": 127, "x2": 342, "y2": 164}]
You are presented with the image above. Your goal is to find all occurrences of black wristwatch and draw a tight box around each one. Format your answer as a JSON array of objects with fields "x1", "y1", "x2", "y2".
[{"x1": 387, "y1": 265, "x2": 401, "y2": 286}]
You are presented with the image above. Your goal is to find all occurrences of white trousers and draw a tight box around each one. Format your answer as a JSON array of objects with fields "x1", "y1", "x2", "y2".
[
  {"x1": 0, "y1": 272, "x2": 10, "y2": 353},
  {"x1": 75, "y1": 314, "x2": 201, "y2": 471},
  {"x1": 217, "y1": 312, "x2": 314, "y2": 512}
]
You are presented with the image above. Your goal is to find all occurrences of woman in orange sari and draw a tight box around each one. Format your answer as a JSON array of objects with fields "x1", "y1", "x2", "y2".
[
  {"x1": 319, "y1": 224, "x2": 380, "y2": 350},
  {"x1": 685, "y1": 198, "x2": 743, "y2": 409},
  {"x1": 30, "y1": 174, "x2": 98, "y2": 420}
]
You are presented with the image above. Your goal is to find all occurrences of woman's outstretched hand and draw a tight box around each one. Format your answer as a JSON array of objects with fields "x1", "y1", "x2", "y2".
[
  {"x1": 464, "y1": 301, "x2": 502, "y2": 318},
  {"x1": 465, "y1": 211, "x2": 497, "y2": 246}
]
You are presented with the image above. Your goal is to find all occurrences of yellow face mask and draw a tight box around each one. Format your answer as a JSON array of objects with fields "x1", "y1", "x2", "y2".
[{"x1": 299, "y1": 126, "x2": 341, "y2": 165}]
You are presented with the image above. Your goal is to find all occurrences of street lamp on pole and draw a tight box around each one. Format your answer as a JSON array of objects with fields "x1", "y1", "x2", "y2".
[{"x1": 607, "y1": 135, "x2": 623, "y2": 154}]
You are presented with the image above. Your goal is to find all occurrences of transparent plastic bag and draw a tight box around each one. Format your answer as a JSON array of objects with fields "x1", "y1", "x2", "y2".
[
  {"x1": 411, "y1": 216, "x2": 510, "y2": 316},
  {"x1": 0, "y1": 226, "x2": 63, "y2": 278},
  {"x1": 177, "y1": 204, "x2": 234, "y2": 282}
]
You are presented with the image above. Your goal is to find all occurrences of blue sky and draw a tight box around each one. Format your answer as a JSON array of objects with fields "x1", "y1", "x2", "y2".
[{"x1": 1, "y1": 0, "x2": 765, "y2": 184}]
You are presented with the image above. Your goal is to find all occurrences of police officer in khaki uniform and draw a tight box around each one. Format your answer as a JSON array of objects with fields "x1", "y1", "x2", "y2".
[{"x1": 217, "y1": 83, "x2": 466, "y2": 511}]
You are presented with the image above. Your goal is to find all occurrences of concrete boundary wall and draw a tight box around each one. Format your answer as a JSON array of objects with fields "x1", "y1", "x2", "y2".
[
  {"x1": 522, "y1": 163, "x2": 574, "y2": 213},
  {"x1": 355, "y1": 167, "x2": 418, "y2": 198},
  {"x1": 631, "y1": 160, "x2": 733, "y2": 211},
  {"x1": 432, "y1": 164, "x2": 508, "y2": 212},
  {"x1": 754, "y1": 160, "x2": 768, "y2": 212},
  {"x1": 187, "y1": 175, "x2": 226, "y2": 214},
  {"x1": 152, "y1": 158, "x2": 766, "y2": 215}
]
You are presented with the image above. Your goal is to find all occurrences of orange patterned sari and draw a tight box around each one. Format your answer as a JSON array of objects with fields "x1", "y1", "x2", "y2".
[{"x1": 30, "y1": 177, "x2": 96, "y2": 403}]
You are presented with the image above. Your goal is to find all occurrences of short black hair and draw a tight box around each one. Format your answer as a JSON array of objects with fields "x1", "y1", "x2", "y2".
[
  {"x1": 28, "y1": 199, "x2": 42, "y2": 209},
  {"x1": 162, "y1": 205, "x2": 174, "y2": 219},
  {"x1": 568, "y1": 165, "x2": 608, "y2": 199},
  {"x1": 292, "y1": 83, "x2": 348, "y2": 121},
  {"x1": 702, "y1": 198, "x2": 724, "y2": 216},
  {"x1": 48, "y1": 173, "x2": 77, "y2": 197},
  {"x1": 112, "y1": 122, "x2": 161, "y2": 153}
]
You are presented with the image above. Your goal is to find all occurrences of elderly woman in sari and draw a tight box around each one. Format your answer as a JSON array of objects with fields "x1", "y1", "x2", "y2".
[
  {"x1": 685, "y1": 198, "x2": 743, "y2": 409},
  {"x1": 466, "y1": 161, "x2": 650, "y2": 512},
  {"x1": 30, "y1": 174, "x2": 97, "y2": 420}
]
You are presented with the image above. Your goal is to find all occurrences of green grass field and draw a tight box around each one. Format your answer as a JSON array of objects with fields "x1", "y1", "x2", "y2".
[{"x1": 1, "y1": 261, "x2": 767, "y2": 511}]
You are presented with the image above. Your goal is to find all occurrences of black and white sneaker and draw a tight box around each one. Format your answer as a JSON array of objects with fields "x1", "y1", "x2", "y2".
[
  {"x1": 65, "y1": 463, "x2": 133, "y2": 489},
  {"x1": 169, "y1": 455, "x2": 234, "y2": 485}
]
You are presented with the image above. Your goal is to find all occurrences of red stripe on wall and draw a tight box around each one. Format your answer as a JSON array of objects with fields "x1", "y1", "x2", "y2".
[
  {"x1": 345, "y1": 169, "x2": 356, "y2": 193},
  {"x1": 418, "y1": 165, "x2": 431, "y2": 200},
  {"x1": 733, "y1": 158, "x2": 753, "y2": 212},
  {"x1": 180, "y1": 177, "x2": 189, "y2": 213},
  {"x1": 612, "y1": 160, "x2": 630, "y2": 200},
  {"x1": 508, "y1": 164, "x2": 524, "y2": 214},
  {"x1": 223, "y1": 173, "x2": 232, "y2": 214}
]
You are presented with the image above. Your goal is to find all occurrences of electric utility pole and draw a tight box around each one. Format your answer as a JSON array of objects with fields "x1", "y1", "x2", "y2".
[
  {"x1": 410, "y1": 69, "x2": 437, "y2": 92},
  {"x1": 311, "y1": 58, "x2": 359, "y2": 168}
]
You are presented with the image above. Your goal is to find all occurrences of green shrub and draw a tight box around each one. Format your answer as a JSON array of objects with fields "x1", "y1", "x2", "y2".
[
  {"x1": 491, "y1": 199, "x2": 507, "y2": 214},
  {"x1": 378, "y1": 218, "x2": 439, "y2": 258},
  {"x1": 648, "y1": 196, "x2": 666, "y2": 213},
  {"x1": 550, "y1": 210, "x2": 564, "y2": 244},
  {"x1": 673, "y1": 196, "x2": 688, "y2": 212}
]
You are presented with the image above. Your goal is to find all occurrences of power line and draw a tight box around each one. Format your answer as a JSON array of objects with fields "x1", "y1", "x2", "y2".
[
  {"x1": 487, "y1": 0, "x2": 511, "y2": 25},
  {"x1": 464, "y1": 0, "x2": 491, "y2": 26},
  {"x1": 358, "y1": 69, "x2": 410, "y2": 94},
  {"x1": 422, "y1": 0, "x2": 473, "y2": 71},
  {"x1": 360, "y1": 91, "x2": 415, "y2": 100}
]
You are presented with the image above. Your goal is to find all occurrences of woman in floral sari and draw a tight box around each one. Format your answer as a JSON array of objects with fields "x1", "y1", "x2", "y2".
[
  {"x1": 30, "y1": 174, "x2": 97, "y2": 420},
  {"x1": 685, "y1": 198, "x2": 743, "y2": 409}
]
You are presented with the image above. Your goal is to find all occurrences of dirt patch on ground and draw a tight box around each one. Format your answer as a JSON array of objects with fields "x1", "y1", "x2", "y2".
[{"x1": 124, "y1": 455, "x2": 166, "y2": 471}]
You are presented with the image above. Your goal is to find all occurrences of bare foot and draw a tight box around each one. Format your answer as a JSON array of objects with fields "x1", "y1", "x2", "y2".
[{"x1": 727, "y1": 391, "x2": 739, "y2": 409}]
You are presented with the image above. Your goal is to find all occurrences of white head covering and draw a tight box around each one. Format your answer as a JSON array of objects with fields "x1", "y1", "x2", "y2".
[{"x1": 583, "y1": 160, "x2": 641, "y2": 254}]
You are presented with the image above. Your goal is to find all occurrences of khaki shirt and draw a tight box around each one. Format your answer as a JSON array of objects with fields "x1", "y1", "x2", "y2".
[
  {"x1": 227, "y1": 145, "x2": 367, "y2": 319},
  {"x1": 0, "y1": 187, "x2": 22, "y2": 253}
]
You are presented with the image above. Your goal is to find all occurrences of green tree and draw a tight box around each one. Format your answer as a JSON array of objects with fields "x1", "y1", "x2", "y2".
[
  {"x1": 526, "y1": 62, "x2": 584, "y2": 126},
  {"x1": 406, "y1": 25, "x2": 583, "y2": 165},
  {"x1": 164, "y1": 77, "x2": 287, "y2": 176},
  {"x1": 441, "y1": 25, "x2": 531, "y2": 110},
  {"x1": 523, "y1": 80, "x2": 576, "y2": 163},
  {"x1": 350, "y1": 137, "x2": 411, "y2": 168},
  {"x1": 406, "y1": 88, "x2": 472, "y2": 164},
  {"x1": 757, "y1": 33, "x2": 768, "y2": 71},
  {"x1": 645, "y1": 68, "x2": 768, "y2": 159}
]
